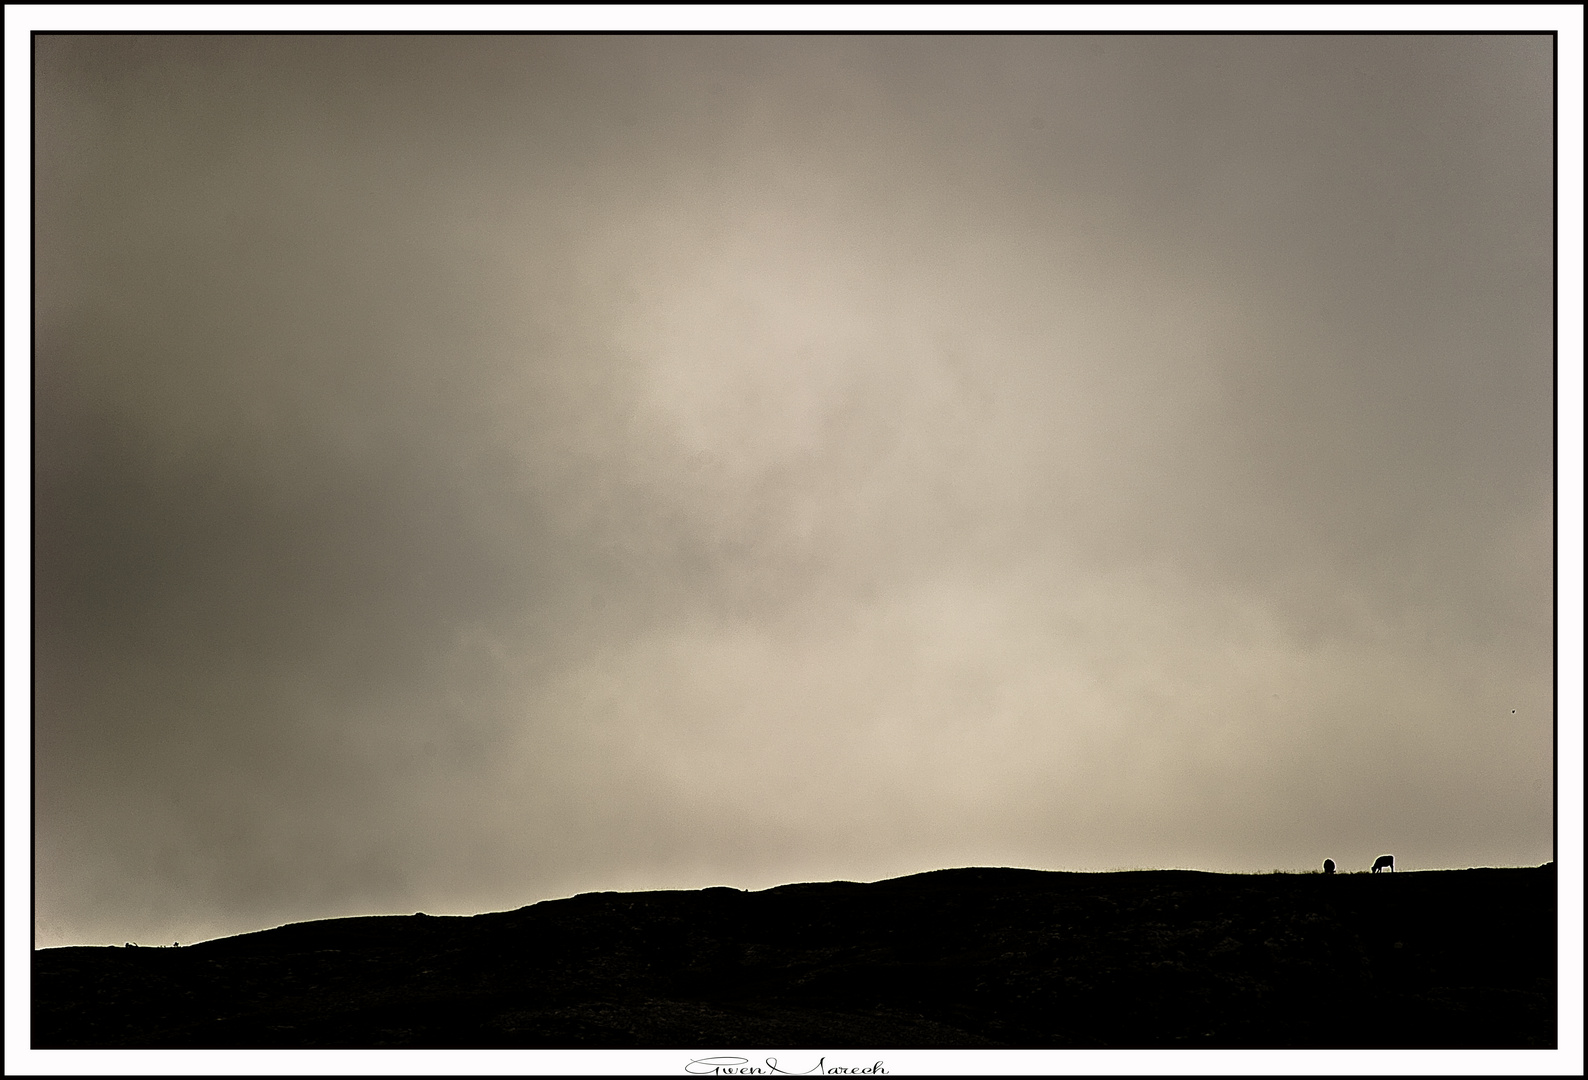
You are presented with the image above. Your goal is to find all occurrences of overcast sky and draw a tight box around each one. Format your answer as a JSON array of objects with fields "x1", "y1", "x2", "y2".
[{"x1": 30, "y1": 33, "x2": 1561, "y2": 949}]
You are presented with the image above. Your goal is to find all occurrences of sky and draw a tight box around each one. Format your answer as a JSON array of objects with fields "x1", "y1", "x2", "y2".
[{"x1": 24, "y1": 30, "x2": 1569, "y2": 954}]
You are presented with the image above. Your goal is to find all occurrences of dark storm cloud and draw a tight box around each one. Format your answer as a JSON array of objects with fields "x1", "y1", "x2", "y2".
[{"x1": 32, "y1": 34, "x2": 1555, "y2": 948}]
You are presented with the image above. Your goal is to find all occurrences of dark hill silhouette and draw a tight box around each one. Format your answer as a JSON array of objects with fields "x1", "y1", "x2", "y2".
[{"x1": 33, "y1": 864, "x2": 1556, "y2": 1049}]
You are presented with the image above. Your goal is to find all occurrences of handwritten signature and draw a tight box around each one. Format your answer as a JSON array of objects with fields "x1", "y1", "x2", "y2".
[{"x1": 685, "y1": 1057, "x2": 886, "y2": 1076}]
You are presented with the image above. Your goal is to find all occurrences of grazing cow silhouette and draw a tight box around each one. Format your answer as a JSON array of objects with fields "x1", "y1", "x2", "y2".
[
  {"x1": 1323, "y1": 859, "x2": 1335, "y2": 874},
  {"x1": 1372, "y1": 854, "x2": 1395, "y2": 873}
]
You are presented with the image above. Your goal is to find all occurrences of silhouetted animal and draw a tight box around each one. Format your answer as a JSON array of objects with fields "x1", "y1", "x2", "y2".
[
  {"x1": 1323, "y1": 859, "x2": 1335, "y2": 874},
  {"x1": 1372, "y1": 854, "x2": 1394, "y2": 873}
]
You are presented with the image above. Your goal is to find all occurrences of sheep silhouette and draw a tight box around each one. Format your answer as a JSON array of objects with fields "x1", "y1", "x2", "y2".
[
  {"x1": 1371, "y1": 854, "x2": 1395, "y2": 873},
  {"x1": 1322, "y1": 859, "x2": 1335, "y2": 874}
]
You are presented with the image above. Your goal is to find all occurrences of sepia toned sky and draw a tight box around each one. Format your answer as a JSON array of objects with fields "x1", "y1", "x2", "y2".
[{"x1": 29, "y1": 32, "x2": 1561, "y2": 950}]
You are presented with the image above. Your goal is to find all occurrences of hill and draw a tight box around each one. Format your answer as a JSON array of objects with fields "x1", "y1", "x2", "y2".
[{"x1": 32, "y1": 864, "x2": 1556, "y2": 1049}]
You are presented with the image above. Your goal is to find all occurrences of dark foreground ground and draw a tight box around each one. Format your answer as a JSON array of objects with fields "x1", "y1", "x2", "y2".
[{"x1": 34, "y1": 864, "x2": 1555, "y2": 1049}]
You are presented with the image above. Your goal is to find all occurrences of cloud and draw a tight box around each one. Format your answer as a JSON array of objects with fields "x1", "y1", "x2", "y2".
[{"x1": 31, "y1": 34, "x2": 1555, "y2": 947}]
